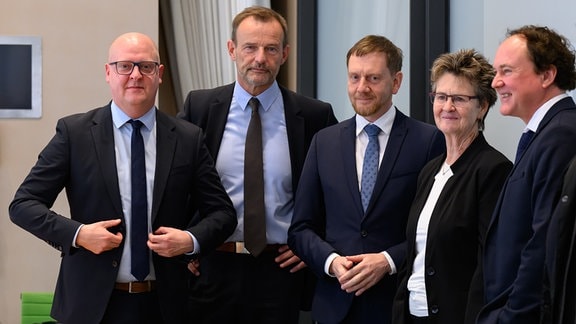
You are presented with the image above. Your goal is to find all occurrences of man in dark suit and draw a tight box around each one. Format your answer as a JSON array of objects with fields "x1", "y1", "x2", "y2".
[
  {"x1": 9, "y1": 32, "x2": 237, "y2": 324},
  {"x1": 288, "y1": 35, "x2": 445, "y2": 324},
  {"x1": 478, "y1": 25, "x2": 576, "y2": 324},
  {"x1": 542, "y1": 155, "x2": 576, "y2": 324},
  {"x1": 178, "y1": 6, "x2": 337, "y2": 324}
]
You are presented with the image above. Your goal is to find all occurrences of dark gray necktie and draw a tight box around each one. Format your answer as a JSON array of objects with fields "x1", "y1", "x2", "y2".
[
  {"x1": 361, "y1": 124, "x2": 381, "y2": 212},
  {"x1": 244, "y1": 97, "x2": 267, "y2": 256},
  {"x1": 515, "y1": 130, "x2": 534, "y2": 163},
  {"x1": 128, "y1": 120, "x2": 149, "y2": 281}
]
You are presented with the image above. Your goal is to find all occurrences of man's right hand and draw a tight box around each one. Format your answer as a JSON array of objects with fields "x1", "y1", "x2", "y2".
[
  {"x1": 329, "y1": 255, "x2": 355, "y2": 279},
  {"x1": 76, "y1": 219, "x2": 123, "y2": 254}
]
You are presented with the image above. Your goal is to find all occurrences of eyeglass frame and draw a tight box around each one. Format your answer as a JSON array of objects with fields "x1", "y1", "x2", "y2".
[
  {"x1": 429, "y1": 92, "x2": 479, "y2": 107},
  {"x1": 108, "y1": 61, "x2": 160, "y2": 76}
]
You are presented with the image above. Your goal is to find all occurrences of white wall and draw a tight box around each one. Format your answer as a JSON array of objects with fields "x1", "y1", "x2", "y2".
[
  {"x1": 317, "y1": 0, "x2": 410, "y2": 121},
  {"x1": 452, "y1": 0, "x2": 576, "y2": 160},
  {"x1": 318, "y1": 0, "x2": 576, "y2": 161}
]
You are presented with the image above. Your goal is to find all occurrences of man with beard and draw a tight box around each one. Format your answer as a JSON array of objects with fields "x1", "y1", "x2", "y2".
[
  {"x1": 287, "y1": 35, "x2": 445, "y2": 323},
  {"x1": 178, "y1": 6, "x2": 337, "y2": 324}
]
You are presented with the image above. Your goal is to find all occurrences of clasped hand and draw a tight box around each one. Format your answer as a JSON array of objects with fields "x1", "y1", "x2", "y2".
[{"x1": 329, "y1": 253, "x2": 390, "y2": 296}]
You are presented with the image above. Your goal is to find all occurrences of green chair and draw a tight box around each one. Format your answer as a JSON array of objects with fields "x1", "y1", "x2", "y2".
[{"x1": 20, "y1": 292, "x2": 56, "y2": 324}]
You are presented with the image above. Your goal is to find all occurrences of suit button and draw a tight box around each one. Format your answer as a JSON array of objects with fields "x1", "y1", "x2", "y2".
[
  {"x1": 426, "y1": 267, "x2": 435, "y2": 276},
  {"x1": 112, "y1": 260, "x2": 119, "y2": 267},
  {"x1": 561, "y1": 195, "x2": 569, "y2": 203},
  {"x1": 361, "y1": 230, "x2": 368, "y2": 237},
  {"x1": 430, "y1": 305, "x2": 439, "y2": 314}
]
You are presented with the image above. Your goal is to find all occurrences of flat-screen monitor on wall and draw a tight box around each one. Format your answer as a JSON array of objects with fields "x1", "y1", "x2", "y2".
[{"x1": 0, "y1": 36, "x2": 41, "y2": 118}]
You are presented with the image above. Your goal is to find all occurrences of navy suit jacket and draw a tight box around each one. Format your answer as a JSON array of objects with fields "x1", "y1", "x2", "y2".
[
  {"x1": 479, "y1": 97, "x2": 576, "y2": 324},
  {"x1": 9, "y1": 105, "x2": 237, "y2": 324},
  {"x1": 288, "y1": 110, "x2": 445, "y2": 323}
]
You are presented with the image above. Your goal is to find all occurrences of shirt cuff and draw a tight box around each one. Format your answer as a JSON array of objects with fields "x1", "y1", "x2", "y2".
[
  {"x1": 382, "y1": 251, "x2": 396, "y2": 274},
  {"x1": 72, "y1": 224, "x2": 83, "y2": 248},
  {"x1": 324, "y1": 252, "x2": 340, "y2": 277},
  {"x1": 185, "y1": 231, "x2": 200, "y2": 254}
]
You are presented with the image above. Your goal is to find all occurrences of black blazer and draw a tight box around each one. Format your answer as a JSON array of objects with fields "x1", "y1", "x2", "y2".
[
  {"x1": 393, "y1": 134, "x2": 512, "y2": 324},
  {"x1": 178, "y1": 82, "x2": 338, "y2": 194},
  {"x1": 542, "y1": 154, "x2": 576, "y2": 324},
  {"x1": 178, "y1": 82, "x2": 337, "y2": 311},
  {"x1": 9, "y1": 105, "x2": 237, "y2": 323}
]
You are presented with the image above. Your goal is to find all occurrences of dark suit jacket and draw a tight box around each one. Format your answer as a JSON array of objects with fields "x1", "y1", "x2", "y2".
[
  {"x1": 393, "y1": 134, "x2": 512, "y2": 324},
  {"x1": 178, "y1": 83, "x2": 338, "y2": 192},
  {"x1": 178, "y1": 82, "x2": 337, "y2": 310},
  {"x1": 542, "y1": 154, "x2": 576, "y2": 324},
  {"x1": 288, "y1": 110, "x2": 445, "y2": 324},
  {"x1": 9, "y1": 104, "x2": 237, "y2": 324},
  {"x1": 479, "y1": 97, "x2": 576, "y2": 324}
]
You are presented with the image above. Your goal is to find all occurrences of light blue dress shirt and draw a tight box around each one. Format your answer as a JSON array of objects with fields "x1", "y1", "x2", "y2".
[
  {"x1": 216, "y1": 81, "x2": 292, "y2": 244},
  {"x1": 111, "y1": 102, "x2": 157, "y2": 282},
  {"x1": 110, "y1": 102, "x2": 199, "y2": 282}
]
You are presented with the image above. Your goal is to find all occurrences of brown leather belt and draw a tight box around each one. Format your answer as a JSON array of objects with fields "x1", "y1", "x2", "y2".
[
  {"x1": 114, "y1": 281, "x2": 156, "y2": 293},
  {"x1": 216, "y1": 241, "x2": 281, "y2": 254}
]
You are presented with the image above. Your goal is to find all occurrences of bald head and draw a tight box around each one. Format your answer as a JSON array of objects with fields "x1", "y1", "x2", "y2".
[
  {"x1": 108, "y1": 32, "x2": 160, "y2": 63},
  {"x1": 105, "y1": 32, "x2": 163, "y2": 118}
]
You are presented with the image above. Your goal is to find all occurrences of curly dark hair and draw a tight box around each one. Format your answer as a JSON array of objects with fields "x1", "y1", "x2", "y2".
[{"x1": 508, "y1": 25, "x2": 576, "y2": 91}]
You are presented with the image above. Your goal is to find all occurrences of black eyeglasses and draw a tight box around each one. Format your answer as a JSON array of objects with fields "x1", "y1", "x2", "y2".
[
  {"x1": 429, "y1": 92, "x2": 479, "y2": 107},
  {"x1": 109, "y1": 61, "x2": 159, "y2": 75}
]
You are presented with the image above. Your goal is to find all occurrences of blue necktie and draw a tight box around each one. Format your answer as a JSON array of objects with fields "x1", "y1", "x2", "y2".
[
  {"x1": 244, "y1": 98, "x2": 267, "y2": 256},
  {"x1": 515, "y1": 130, "x2": 534, "y2": 163},
  {"x1": 128, "y1": 120, "x2": 149, "y2": 281},
  {"x1": 361, "y1": 124, "x2": 381, "y2": 211}
]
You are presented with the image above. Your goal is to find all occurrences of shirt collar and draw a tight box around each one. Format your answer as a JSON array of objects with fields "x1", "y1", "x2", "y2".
[
  {"x1": 233, "y1": 81, "x2": 281, "y2": 112},
  {"x1": 355, "y1": 105, "x2": 396, "y2": 136},
  {"x1": 111, "y1": 101, "x2": 156, "y2": 130},
  {"x1": 525, "y1": 93, "x2": 569, "y2": 133}
]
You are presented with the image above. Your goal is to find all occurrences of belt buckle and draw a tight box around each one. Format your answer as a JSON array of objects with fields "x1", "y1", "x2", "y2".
[
  {"x1": 128, "y1": 281, "x2": 150, "y2": 294},
  {"x1": 235, "y1": 242, "x2": 250, "y2": 254},
  {"x1": 128, "y1": 282, "x2": 137, "y2": 293}
]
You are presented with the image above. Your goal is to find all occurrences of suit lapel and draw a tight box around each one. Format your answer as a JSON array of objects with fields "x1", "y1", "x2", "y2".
[
  {"x1": 152, "y1": 111, "x2": 177, "y2": 224},
  {"x1": 91, "y1": 105, "x2": 123, "y2": 217},
  {"x1": 204, "y1": 85, "x2": 234, "y2": 159},
  {"x1": 280, "y1": 87, "x2": 305, "y2": 192},
  {"x1": 340, "y1": 118, "x2": 364, "y2": 215},
  {"x1": 365, "y1": 109, "x2": 407, "y2": 215}
]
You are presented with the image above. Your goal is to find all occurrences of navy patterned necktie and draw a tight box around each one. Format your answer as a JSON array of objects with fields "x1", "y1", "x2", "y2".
[
  {"x1": 361, "y1": 124, "x2": 381, "y2": 211},
  {"x1": 128, "y1": 120, "x2": 149, "y2": 281},
  {"x1": 244, "y1": 98, "x2": 267, "y2": 256},
  {"x1": 515, "y1": 130, "x2": 534, "y2": 163}
]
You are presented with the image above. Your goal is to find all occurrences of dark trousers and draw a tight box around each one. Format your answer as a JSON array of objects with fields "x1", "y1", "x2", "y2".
[
  {"x1": 410, "y1": 314, "x2": 431, "y2": 324},
  {"x1": 101, "y1": 290, "x2": 163, "y2": 324},
  {"x1": 188, "y1": 250, "x2": 307, "y2": 324}
]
